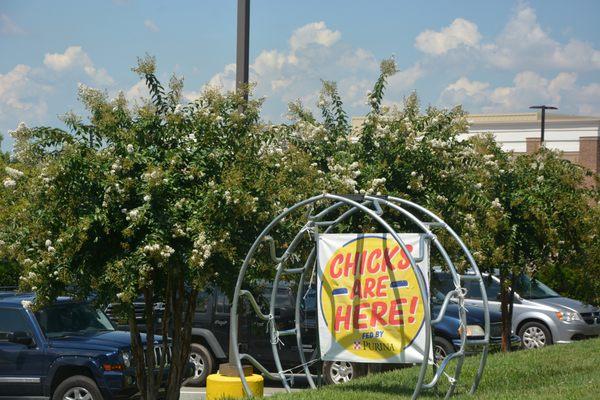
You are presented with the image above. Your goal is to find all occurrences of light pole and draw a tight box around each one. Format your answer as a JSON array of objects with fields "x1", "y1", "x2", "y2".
[
  {"x1": 236, "y1": 0, "x2": 250, "y2": 103},
  {"x1": 224, "y1": 0, "x2": 250, "y2": 372},
  {"x1": 529, "y1": 105, "x2": 557, "y2": 147}
]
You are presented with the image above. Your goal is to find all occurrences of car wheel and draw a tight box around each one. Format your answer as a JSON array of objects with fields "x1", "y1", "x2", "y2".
[
  {"x1": 322, "y1": 360, "x2": 365, "y2": 385},
  {"x1": 185, "y1": 343, "x2": 214, "y2": 387},
  {"x1": 433, "y1": 336, "x2": 455, "y2": 364},
  {"x1": 519, "y1": 322, "x2": 552, "y2": 349},
  {"x1": 52, "y1": 376, "x2": 103, "y2": 400}
]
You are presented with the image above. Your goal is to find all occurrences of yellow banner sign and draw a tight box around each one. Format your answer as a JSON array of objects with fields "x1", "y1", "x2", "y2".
[{"x1": 317, "y1": 233, "x2": 430, "y2": 363}]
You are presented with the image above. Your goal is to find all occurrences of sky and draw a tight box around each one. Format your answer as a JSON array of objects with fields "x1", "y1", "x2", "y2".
[{"x1": 1, "y1": 0, "x2": 599, "y2": 151}]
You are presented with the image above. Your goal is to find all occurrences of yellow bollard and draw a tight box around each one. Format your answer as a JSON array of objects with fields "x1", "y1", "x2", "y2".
[{"x1": 206, "y1": 373, "x2": 264, "y2": 400}]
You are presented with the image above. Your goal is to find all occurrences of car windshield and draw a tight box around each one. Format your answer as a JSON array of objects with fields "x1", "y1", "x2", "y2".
[
  {"x1": 513, "y1": 275, "x2": 560, "y2": 299},
  {"x1": 35, "y1": 302, "x2": 115, "y2": 338}
]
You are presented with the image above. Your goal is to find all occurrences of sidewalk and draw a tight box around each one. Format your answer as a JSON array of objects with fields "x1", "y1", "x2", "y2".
[{"x1": 180, "y1": 386, "x2": 302, "y2": 399}]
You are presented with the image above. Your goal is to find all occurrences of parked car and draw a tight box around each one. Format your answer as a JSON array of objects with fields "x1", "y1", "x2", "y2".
[
  {"x1": 156, "y1": 282, "x2": 516, "y2": 386},
  {"x1": 433, "y1": 271, "x2": 600, "y2": 349},
  {"x1": 0, "y1": 292, "x2": 176, "y2": 400},
  {"x1": 104, "y1": 278, "x2": 517, "y2": 387},
  {"x1": 322, "y1": 283, "x2": 519, "y2": 385}
]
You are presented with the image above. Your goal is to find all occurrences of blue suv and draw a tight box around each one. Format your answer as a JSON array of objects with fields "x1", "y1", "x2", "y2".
[{"x1": 0, "y1": 293, "x2": 171, "y2": 400}]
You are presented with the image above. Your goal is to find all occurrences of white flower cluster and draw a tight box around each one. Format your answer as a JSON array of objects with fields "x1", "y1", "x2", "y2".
[
  {"x1": 110, "y1": 160, "x2": 122, "y2": 175},
  {"x1": 126, "y1": 208, "x2": 142, "y2": 222},
  {"x1": 491, "y1": 198, "x2": 503, "y2": 210},
  {"x1": 172, "y1": 223, "x2": 190, "y2": 238},
  {"x1": 44, "y1": 239, "x2": 55, "y2": 252},
  {"x1": 3, "y1": 166, "x2": 24, "y2": 188},
  {"x1": 327, "y1": 160, "x2": 360, "y2": 192},
  {"x1": 5, "y1": 167, "x2": 24, "y2": 179},
  {"x1": 191, "y1": 232, "x2": 215, "y2": 268},
  {"x1": 361, "y1": 177, "x2": 386, "y2": 195},
  {"x1": 143, "y1": 243, "x2": 175, "y2": 260},
  {"x1": 429, "y1": 138, "x2": 452, "y2": 149}
]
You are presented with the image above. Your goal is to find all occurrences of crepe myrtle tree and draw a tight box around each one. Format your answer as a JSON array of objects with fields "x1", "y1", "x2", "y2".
[
  {"x1": 467, "y1": 138, "x2": 600, "y2": 349},
  {"x1": 282, "y1": 58, "x2": 599, "y2": 350},
  {"x1": 0, "y1": 56, "x2": 324, "y2": 400}
]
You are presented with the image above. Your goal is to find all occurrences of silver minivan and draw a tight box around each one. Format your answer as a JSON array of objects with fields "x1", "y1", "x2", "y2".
[{"x1": 433, "y1": 272, "x2": 600, "y2": 349}]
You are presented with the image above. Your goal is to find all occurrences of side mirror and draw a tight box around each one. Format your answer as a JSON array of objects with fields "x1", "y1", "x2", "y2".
[
  {"x1": 513, "y1": 293, "x2": 523, "y2": 303},
  {"x1": 7, "y1": 331, "x2": 35, "y2": 347}
]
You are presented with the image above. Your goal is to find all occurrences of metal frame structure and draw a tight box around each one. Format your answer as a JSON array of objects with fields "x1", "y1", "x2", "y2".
[{"x1": 229, "y1": 194, "x2": 490, "y2": 399}]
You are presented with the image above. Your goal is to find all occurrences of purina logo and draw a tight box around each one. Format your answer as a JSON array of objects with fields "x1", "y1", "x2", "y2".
[{"x1": 353, "y1": 341, "x2": 362, "y2": 350}]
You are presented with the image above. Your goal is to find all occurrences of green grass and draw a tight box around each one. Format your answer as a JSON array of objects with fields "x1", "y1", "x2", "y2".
[{"x1": 271, "y1": 338, "x2": 600, "y2": 400}]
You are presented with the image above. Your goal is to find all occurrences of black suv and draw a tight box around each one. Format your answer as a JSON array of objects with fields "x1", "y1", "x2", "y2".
[{"x1": 184, "y1": 284, "x2": 316, "y2": 386}]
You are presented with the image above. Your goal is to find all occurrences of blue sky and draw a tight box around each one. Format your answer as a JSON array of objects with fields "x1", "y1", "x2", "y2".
[{"x1": 1, "y1": 0, "x2": 599, "y2": 151}]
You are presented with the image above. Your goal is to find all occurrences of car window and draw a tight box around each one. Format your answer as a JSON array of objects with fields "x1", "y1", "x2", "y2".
[
  {"x1": 302, "y1": 287, "x2": 317, "y2": 312},
  {"x1": 216, "y1": 294, "x2": 230, "y2": 314},
  {"x1": 35, "y1": 303, "x2": 114, "y2": 338},
  {"x1": 513, "y1": 275, "x2": 560, "y2": 299},
  {"x1": 484, "y1": 278, "x2": 501, "y2": 300},
  {"x1": 196, "y1": 292, "x2": 210, "y2": 313},
  {"x1": 464, "y1": 281, "x2": 483, "y2": 299},
  {"x1": 0, "y1": 308, "x2": 33, "y2": 340}
]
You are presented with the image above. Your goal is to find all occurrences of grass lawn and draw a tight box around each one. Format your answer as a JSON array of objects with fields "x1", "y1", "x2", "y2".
[{"x1": 270, "y1": 338, "x2": 600, "y2": 400}]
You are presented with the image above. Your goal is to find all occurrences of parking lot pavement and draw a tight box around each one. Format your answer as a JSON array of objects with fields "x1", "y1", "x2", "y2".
[{"x1": 180, "y1": 385, "x2": 303, "y2": 400}]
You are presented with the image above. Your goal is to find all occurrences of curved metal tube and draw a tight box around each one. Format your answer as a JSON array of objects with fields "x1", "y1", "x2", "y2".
[
  {"x1": 240, "y1": 290, "x2": 271, "y2": 321},
  {"x1": 388, "y1": 196, "x2": 489, "y2": 395},
  {"x1": 231, "y1": 194, "x2": 432, "y2": 398},
  {"x1": 366, "y1": 196, "x2": 467, "y2": 397},
  {"x1": 231, "y1": 194, "x2": 486, "y2": 399},
  {"x1": 292, "y1": 200, "x2": 375, "y2": 390}
]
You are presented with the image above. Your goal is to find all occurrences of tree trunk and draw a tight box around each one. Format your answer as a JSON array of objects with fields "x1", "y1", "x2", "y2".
[
  {"x1": 507, "y1": 272, "x2": 517, "y2": 352},
  {"x1": 143, "y1": 287, "x2": 157, "y2": 400},
  {"x1": 499, "y1": 269, "x2": 512, "y2": 352},
  {"x1": 156, "y1": 273, "x2": 172, "y2": 391},
  {"x1": 128, "y1": 307, "x2": 149, "y2": 399}
]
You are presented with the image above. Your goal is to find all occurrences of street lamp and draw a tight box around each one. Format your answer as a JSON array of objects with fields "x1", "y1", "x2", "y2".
[{"x1": 529, "y1": 105, "x2": 557, "y2": 147}]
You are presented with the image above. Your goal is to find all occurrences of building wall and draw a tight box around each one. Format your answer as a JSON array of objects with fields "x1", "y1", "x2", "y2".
[{"x1": 464, "y1": 113, "x2": 600, "y2": 174}]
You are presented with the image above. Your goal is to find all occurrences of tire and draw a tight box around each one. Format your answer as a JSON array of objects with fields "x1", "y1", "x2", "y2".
[
  {"x1": 52, "y1": 375, "x2": 103, "y2": 400},
  {"x1": 185, "y1": 343, "x2": 214, "y2": 387},
  {"x1": 519, "y1": 321, "x2": 552, "y2": 349},
  {"x1": 433, "y1": 336, "x2": 455, "y2": 364},
  {"x1": 322, "y1": 360, "x2": 366, "y2": 385}
]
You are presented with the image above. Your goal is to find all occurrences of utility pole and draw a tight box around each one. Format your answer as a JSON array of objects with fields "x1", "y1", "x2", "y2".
[
  {"x1": 529, "y1": 105, "x2": 557, "y2": 147},
  {"x1": 236, "y1": 0, "x2": 250, "y2": 103},
  {"x1": 222, "y1": 0, "x2": 251, "y2": 374}
]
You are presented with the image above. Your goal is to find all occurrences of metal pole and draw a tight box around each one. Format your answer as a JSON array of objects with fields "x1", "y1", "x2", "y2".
[
  {"x1": 540, "y1": 107, "x2": 545, "y2": 145},
  {"x1": 529, "y1": 105, "x2": 557, "y2": 149},
  {"x1": 236, "y1": 0, "x2": 250, "y2": 102},
  {"x1": 223, "y1": 0, "x2": 250, "y2": 369}
]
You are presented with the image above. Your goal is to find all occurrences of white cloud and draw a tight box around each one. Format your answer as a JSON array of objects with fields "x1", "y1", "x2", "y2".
[
  {"x1": 0, "y1": 64, "x2": 51, "y2": 123},
  {"x1": 206, "y1": 21, "x2": 424, "y2": 120},
  {"x1": 207, "y1": 63, "x2": 236, "y2": 91},
  {"x1": 440, "y1": 71, "x2": 599, "y2": 115},
  {"x1": 439, "y1": 77, "x2": 490, "y2": 106},
  {"x1": 124, "y1": 80, "x2": 149, "y2": 103},
  {"x1": 415, "y1": 18, "x2": 481, "y2": 55},
  {"x1": 482, "y1": 5, "x2": 600, "y2": 71},
  {"x1": 44, "y1": 46, "x2": 115, "y2": 85},
  {"x1": 416, "y1": 5, "x2": 600, "y2": 72},
  {"x1": 388, "y1": 63, "x2": 425, "y2": 92},
  {"x1": 144, "y1": 19, "x2": 159, "y2": 32},
  {"x1": 0, "y1": 14, "x2": 25, "y2": 35},
  {"x1": 289, "y1": 21, "x2": 341, "y2": 52}
]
